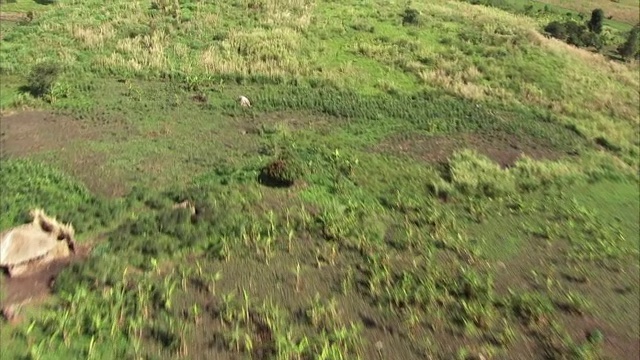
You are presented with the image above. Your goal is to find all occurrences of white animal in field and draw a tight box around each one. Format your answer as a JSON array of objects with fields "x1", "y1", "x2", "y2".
[{"x1": 239, "y1": 95, "x2": 251, "y2": 107}]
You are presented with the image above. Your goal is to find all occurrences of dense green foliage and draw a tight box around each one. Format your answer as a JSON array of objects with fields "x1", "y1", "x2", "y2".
[
  {"x1": 618, "y1": 24, "x2": 640, "y2": 59},
  {"x1": 587, "y1": 8, "x2": 605, "y2": 34}
]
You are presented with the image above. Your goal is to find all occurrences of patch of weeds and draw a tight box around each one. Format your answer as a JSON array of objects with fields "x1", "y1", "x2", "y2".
[
  {"x1": 448, "y1": 269, "x2": 498, "y2": 330},
  {"x1": 555, "y1": 291, "x2": 592, "y2": 316},
  {"x1": 106, "y1": 186, "x2": 247, "y2": 267},
  {"x1": 53, "y1": 253, "x2": 128, "y2": 293},
  {"x1": 485, "y1": 320, "x2": 518, "y2": 347},
  {"x1": 450, "y1": 269, "x2": 495, "y2": 304},
  {"x1": 378, "y1": 267, "x2": 440, "y2": 311},
  {"x1": 305, "y1": 293, "x2": 341, "y2": 331},
  {"x1": 536, "y1": 321, "x2": 603, "y2": 360},
  {"x1": 350, "y1": 21, "x2": 375, "y2": 33},
  {"x1": 586, "y1": 329, "x2": 604, "y2": 344},
  {"x1": 509, "y1": 291, "x2": 555, "y2": 325},
  {"x1": 446, "y1": 150, "x2": 516, "y2": 198},
  {"x1": 561, "y1": 199, "x2": 636, "y2": 268}
]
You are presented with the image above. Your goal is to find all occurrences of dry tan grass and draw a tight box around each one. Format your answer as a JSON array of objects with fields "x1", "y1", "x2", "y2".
[
  {"x1": 388, "y1": 2, "x2": 640, "y2": 158},
  {"x1": 114, "y1": 32, "x2": 168, "y2": 70},
  {"x1": 199, "y1": 27, "x2": 307, "y2": 76},
  {"x1": 244, "y1": 0, "x2": 316, "y2": 30},
  {"x1": 428, "y1": 0, "x2": 539, "y2": 29},
  {"x1": 181, "y1": 12, "x2": 220, "y2": 34},
  {"x1": 67, "y1": 23, "x2": 115, "y2": 49},
  {"x1": 421, "y1": 4, "x2": 639, "y2": 113},
  {"x1": 537, "y1": 0, "x2": 639, "y2": 25},
  {"x1": 527, "y1": 30, "x2": 639, "y2": 87},
  {"x1": 526, "y1": 30, "x2": 639, "y2": 122},
  {"x1": 418, "y1": 63, "x2": 490, "y2": 100}
]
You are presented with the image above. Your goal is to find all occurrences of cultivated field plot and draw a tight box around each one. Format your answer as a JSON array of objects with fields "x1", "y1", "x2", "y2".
[{"x1": 0, "y1": 0, "x2": 639, "y2": 359}]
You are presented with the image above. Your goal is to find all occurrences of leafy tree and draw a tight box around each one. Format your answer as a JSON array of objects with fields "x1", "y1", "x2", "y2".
[
  {"x1": 587, "y1": 8, "x2": 604, "y2": 34},
  {"x1": 617, "y1": 25, "x2": 640, "y2": 60}
]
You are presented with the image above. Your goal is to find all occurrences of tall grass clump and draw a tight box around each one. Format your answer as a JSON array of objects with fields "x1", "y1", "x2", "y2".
[
  {"x1": 446, "y1": 150, "x2": 516, "y2": 198},
  {"x1": 509, "y1": 156, "x2": 584, "y2": 191}
]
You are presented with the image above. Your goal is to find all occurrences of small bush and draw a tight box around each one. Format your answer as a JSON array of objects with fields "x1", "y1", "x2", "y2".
[
  {"x1": 26, "y1": 61, "x2": 61, "y2": 98},
  {"x1": 401, "y1": 8, "x2": 421, "y2": 26},
  {"x1": 587, "y1": 8, "x2": 604, "y2": 34},
  {"x1": 544, "y1": 21, "x2": 567, "y2": 40},
  {"x1": 259, "y1": 149, "x2": 305, "y2": 187},
  {"x1": 544, "y1": 20, "x2": 602, "y2": 49}
]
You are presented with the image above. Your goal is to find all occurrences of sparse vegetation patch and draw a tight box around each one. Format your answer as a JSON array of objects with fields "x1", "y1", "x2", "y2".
[{"x1": 0, "y1": 0, "x2": 638, "y2": 359}]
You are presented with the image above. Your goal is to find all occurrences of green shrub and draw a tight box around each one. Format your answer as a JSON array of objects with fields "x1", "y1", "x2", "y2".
[
  {"x1": 0, "y1": 159, "x2": 120, "y2": 233},
  {"x1": 618, "y1": 25, "x2": 640, "y2": 60},
  {"x1": 401, "y1": 8, "x2": 421, "y2": 26},
  {"x1": 544, "y1": 20, "x2": 601, "y2": 49},
  {"x1": 26, "y1": 61, "x2": 61, "y2": 98},
  {"x1": 587, "y1": 9, "x2": 604, "y2": 34},
  {"x1": 544, "y1": 21, "x2": 567, "y2": 40}
]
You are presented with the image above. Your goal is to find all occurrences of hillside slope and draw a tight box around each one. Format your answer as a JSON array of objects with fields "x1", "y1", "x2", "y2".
[{"x1": 0, "y1": 1, "x2": 638, "y2": 359}]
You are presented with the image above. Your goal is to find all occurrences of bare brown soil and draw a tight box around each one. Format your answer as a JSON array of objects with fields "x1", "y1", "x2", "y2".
[
  {"x1": 0, "y1": 110, "x2": 129, "y2": 197},
  {"x1": 0, "y1": 111, "x2": 98, "y2": 157},
  {"x1": 376, "y1": 132, "x2": 566, "y2": 168},
  {"x1": 1, "y1": 244, "x2": 91, "y2": 315},
  {"x1": 0, "y1": 12, "x2": 27, "y2": 23},
  {"x1": 492, "y1": 240, "x2": 640, "y2": 360}
]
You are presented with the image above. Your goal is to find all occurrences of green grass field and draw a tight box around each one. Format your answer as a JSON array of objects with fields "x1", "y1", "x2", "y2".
[{"x1": 0, "y1": 0, "x2": 639, "y2": 359}]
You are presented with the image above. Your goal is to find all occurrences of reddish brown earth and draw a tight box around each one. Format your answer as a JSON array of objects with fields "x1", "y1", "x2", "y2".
[
  {"x1": 0, "y1": 110, "x2": 98, "y2": 157},
  {"x1": 0, "y1": 111, "x2": 107, "y2": 321},
  {"x1": 1, "y1": 244, "x2": 91, "y2": 321},
  {"x1": 0, "y1": 110, "x2": 129, "y2": 196},
  {"x1": 376, "y1": 132, "x2": 566, "y2": 168}
]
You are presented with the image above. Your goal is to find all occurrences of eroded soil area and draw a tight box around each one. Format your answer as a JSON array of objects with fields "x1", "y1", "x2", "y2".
[
  {"x1": 376, "y1": 131, "x2": 567, "y2": 168},
  {"x1": 0, "y1": 110, "x2": 130, "y2": 197},
  {"x1": 1, "y1": 244, "x2": 91, "y2": 317},
  {"x1": 0, "y1": 111, "x2": 99, "y2": 157}
]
